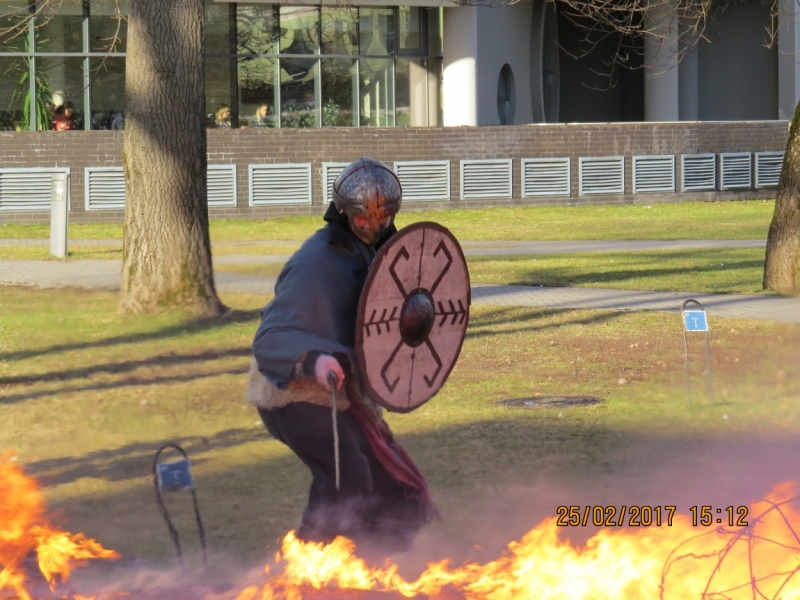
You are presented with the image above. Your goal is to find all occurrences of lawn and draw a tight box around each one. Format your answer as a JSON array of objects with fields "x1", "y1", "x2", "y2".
[
  {"x1": 1, "y1": 285, "x2": 798, "y2": 582},
  {"x1": 0, "y1": 200, "x2": 775, "y2": 243}
]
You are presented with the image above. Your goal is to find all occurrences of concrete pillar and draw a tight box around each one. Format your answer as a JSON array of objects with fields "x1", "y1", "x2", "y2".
[
  {"x1": 409, "y1": 60, "x2": 428, "y2": 126},
  {"x1": 50, "y1": 173, "x2": 69, "y2": 259},
  {"x1": 778, "y1": 0, "x2": 800, "y2": 120},
  {"x1": 644, "y1": 5, "x2": 680, "y2": 121},
  {"x1": 443, "y1": 6, "x2": 478, "y2": 126}
]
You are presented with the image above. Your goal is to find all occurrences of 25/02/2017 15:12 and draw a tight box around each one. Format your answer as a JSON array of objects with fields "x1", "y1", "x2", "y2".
[{"x1": 555, "y1": 505, "x2": 750, "y2": 527}]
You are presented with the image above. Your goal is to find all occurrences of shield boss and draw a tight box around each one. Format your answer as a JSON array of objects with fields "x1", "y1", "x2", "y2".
[{"x1": 356, "y1": 222, "x2": 470, "y2": 413}]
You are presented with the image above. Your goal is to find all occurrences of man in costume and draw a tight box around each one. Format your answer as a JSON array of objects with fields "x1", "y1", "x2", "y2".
[{"x1": 249, "y1": 158, "x2": 435, "y2": 549}]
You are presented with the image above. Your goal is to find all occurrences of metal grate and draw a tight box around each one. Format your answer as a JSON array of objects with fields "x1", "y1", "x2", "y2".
[
  {"x1": 460, "y1": 159, "x2": 512, "y2": 199},
  {"x1": 394, "y1": 161, "x2": 450, "y2": 201},
  {"x1": 681, "y1": 154, "x2": 716, "y2": 192},
  {"x1": 0, "y1": 168, "x2": 68, "y2": 212},
  {"x1": 719, "y1": 153, "x2": 752, "y2": 190},
  {"x1": 208, "y1": 165, "x2": 237, "y2": 207},
  {"x1": 323, "y1": 163, "x2": 349, "y2": 204},
  {"x1": 249, "y1": 164, "x2": 312, "y2": 206},
  {"x1": 755, "y1": 152, "x2": 784, "y2": 189},
  {"x1": 521, "y1": 158, "x2": 570, "y2": 197},
  {"x1": 579, "y1": 156, "x2": 624, "y2": 196},
  {"x1": 85, "y1": 167, "x2": 125, "y2": 210},
  {"x1": 632, "y1": 155, "x2": 675, "y2": 193}
]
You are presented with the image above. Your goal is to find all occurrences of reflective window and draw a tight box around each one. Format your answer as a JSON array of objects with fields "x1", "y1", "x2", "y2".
[
  {"x1": 237, "y1": 4, "x2": 278, "y2": 55},
  {"x1": 38, "y1": 0, "x2": 83, "y2": 53},
  {"x1": 359, "y1": 7, "x2": 394, "y2": 56},
  {"x1": 280, "y1": 6, "x2": 319, "y2": 55},
  {"x1": 46, "y1": 56, "x2": 85, "y2": 130},
  {"x1": 0, "y1": 1, "x2": 29, "y2": 51},
  {"x1": 320, "y1": 7, "x2": 357, "y2": 55},
  {"x1": 239, "y1": 57, "x2": 277, "y2": 128},
  {"x1": 205, "y1": 0, "x2": 230, "y2": 55},
  {"x1": 427, "y1": 8, "x2": 442, "y2": 58},
  {"x1": 398, "y1": 6, "x2": 422, "y2": 54},
  {"x1": 497, "y1": 63, "x2": 516, "y2": 125},
  {"x1": 90, "y1": 0, "x2": 127, "y2": 52},
  {"x1": 321, "y1": 58, "x2": 357, "y2": 126},
  {"x1": 395, "y1": 58, "x2": 441, "y2": 126},
  {"x1": 0, "y1": 56, "x2": 27, "y2": 129},
  {"x1": 91, "y1": 57, "x2": 125, "y2": 129},
  {"x1": 206, "y1": 57, "x2": 232, "y2": 128},
  {"x1": 360, "y1": 58, "x2": 393, "y2": 126},
  {"x1": 280, "y1": 57, "x2": 317, "y2": 128}
]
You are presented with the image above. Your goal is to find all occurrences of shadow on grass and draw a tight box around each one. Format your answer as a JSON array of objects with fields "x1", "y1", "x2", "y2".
[
  {"x1": 0, "y1": 308, "x2": 262, "y2": 364},
  {"x1": 0, "y1": 364, "x2": 250, "y2": 405},
  {"x1": 465, "y1": 306, "x2": 629, "y2": 339}
]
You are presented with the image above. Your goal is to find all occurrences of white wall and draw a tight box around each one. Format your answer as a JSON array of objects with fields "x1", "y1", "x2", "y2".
[
  {"x1": 475, "y1": 1, "x2": 533, "y2": 125},
  {"x1": 443, "y1": 2, "x2": 533, "y2": 126}
]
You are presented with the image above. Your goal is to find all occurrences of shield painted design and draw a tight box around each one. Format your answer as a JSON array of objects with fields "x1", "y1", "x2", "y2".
[{"x1": 356, "y1": 222, "x2": 470, "y2": 413}]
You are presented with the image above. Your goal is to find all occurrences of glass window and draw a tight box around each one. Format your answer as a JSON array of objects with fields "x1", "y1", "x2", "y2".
[
  {"x1": 280, "y1": 6, "x2": 319, "y2": 55},
  {"x1": 0, "y1": 56, "x2": 27, "y2": 130},
  {"x1": 359, "y1": 7, "x2": 394, "y2": 56},
  {"x1": 239, "y1": 57, "x2": 277, "y2": 128},
  {"x1": 0, "y1": 1, "x2": 28, "y2": 51},
  {"x1": 280, "y1": 57, "x2": 318, "y2": 128},
  {"x1": 320, "y1": 7, "x2": 357, "y2": 55},
  {"x1": 395, "y1": 59, "x2": 429, "y2": 126},
  {"x1": 359, "y1": 58, "x2": 393, "y2": 127},
  {"x1": 90, "y1": 57, "x2": 125, "y2": 129},
  {"x1": 206, "y1": 56, "x2": 232, "y2": 128},
  {"x1": 427, "y1": 58, "x2": 442, "y2": 126},
  {"x1": 321, "y1": 58, "x2": 356, "y2": 127},
  {"x1": 237, "y1": 4, "x2": 278, "y2": 55},
  {"x1": 205, "y1": 0, "x2": 230, "y2": 54},
  {"x1": 427, "y1": 8, "x2": 442, "y2": 57},
  {"x1": 38, "y1": 0, "x2": 83, "y2": 53},
  {"x1": 90, "y1": 0, "x2": 127, "y2": 52},
  {"x1": 398, "y1": 6, "x2": 423, "y2": 54},
  {"x1": 45, "y1": 56, "x2": 85, "y2": 130}
]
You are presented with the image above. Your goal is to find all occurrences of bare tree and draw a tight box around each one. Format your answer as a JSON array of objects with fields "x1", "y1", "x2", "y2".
[{"x1": 120, "y1": 0, "x2": 224, "y2": 316}]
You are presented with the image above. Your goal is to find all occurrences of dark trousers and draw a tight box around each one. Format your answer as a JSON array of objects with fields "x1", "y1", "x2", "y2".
[{"x1": 260, "y1": 402, "x2": 424, "y2": 549}]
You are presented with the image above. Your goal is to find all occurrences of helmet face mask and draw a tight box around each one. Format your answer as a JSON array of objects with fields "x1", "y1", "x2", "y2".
[{"x1": 332, "y1": 158, "x2": 402, "y2": 247}]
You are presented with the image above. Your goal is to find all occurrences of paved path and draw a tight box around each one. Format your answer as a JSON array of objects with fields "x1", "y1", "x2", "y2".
[
  {"x1": 0, "y1": 238, "x2": 766, "y2": 257},
  {"x1": 1, "y1": 257, "x2": 798, "y2": 324}
]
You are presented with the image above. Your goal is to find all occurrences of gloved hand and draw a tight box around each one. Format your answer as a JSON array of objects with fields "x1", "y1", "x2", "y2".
[{"x1": 315, "y1": 354, "x2": 344, "y2": 391}]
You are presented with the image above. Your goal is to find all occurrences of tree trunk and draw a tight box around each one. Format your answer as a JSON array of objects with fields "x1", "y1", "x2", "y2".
[
  {"x1": 120, "y1": 0, "x2": 224, "y2": 316},
  {"x1": 763, "y1": 102, "x2": 800, "y2": 295}
]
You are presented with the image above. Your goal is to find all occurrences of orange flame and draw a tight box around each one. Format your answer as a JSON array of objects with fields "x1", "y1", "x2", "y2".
[
  {"x1": 237, "y1": 483, "x2": 800, "y2": 600},
  {"x1": 0, "y1": 452, "x2": 119, "y2": 600}
]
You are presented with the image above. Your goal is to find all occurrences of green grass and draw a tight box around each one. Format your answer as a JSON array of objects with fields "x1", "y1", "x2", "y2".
[
  {"x1": 469, "y1": 247, "x2": 768, "y2": 295},
  {"x1": 0, "y1": 200, "x2": 775, "y2": 242},
  {"x1": 1, "y1": 285, "x2": 798, "y2": 574},
  {"x1": 0, "y1": 245, "x2": 122, "y2": 260}
]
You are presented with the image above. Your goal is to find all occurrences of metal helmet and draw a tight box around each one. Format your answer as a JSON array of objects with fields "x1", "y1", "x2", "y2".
[{"x1": 332, "y1": 158, "x2": 402, "y2": 246}]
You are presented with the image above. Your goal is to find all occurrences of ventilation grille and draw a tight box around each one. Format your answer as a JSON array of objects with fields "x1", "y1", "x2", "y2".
[
  {"x1": 521, "y1": 158, "x2": 570, "y2": 197},
  {"x1": 579, "y1": 157, "x2": 624, "y2": 196},
  {"x1": 395, "y1": 161, "x2": 450, "y2": 201},
  {"x1": 85, "y1": 167, "x2": 125, "y2": 210},
  {"x1": 0, "y1": 169, "x2": 63, "y2": 212},
  {"x1": 323, "y1": 163, "x2": 349, "y2": 204},
  {"x1": 208, "y1": 165, "x2": 237, "y2": 207},
  {"x1": 632, "y1": 155, "x2": 674, "y2": 193},
  {"x1": 249, "y1": 164, "x2": 312, "y2": 205},
  {"x1": 460, "y1": 159, "x2": 512, "y2": 199},
  {"x1": 681, "y1": 154, "x2": 716, "y2": 192},
  {"x1": 720, "y1": 153, "x2": 752, "y2": 190},
  {"x1": 755, "y1": 152, "x2": 784, "y2": 189}
]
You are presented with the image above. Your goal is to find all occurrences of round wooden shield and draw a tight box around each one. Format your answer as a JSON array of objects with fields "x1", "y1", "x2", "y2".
[{"x1": 356, "y1": 222, "x2": 470, "y2": 413}]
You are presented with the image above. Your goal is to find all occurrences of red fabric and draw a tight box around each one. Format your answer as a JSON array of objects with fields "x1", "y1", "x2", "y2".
[{"x1": 348, "y1": 398, "x2": 437, "y2": 519}]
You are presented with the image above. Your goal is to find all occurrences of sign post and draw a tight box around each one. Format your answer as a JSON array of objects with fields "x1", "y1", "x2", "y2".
[
  {"x1": 152, "y1": 443, "x2": 207, "y2": 564},
  {"x1": 681, "y1": 299, "x2": 714, "y2": 406},
  {"x1": 50, "y1": 172, "x2": 69, "y2": 258}
]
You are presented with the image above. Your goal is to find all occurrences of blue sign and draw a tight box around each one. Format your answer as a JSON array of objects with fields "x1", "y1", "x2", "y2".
[
  {"x1": 683, "y1": 310, "x2": 708, "y2": 332},
  {"x1": 157, "y1": 459, "x2": 195, "y2": 492}
]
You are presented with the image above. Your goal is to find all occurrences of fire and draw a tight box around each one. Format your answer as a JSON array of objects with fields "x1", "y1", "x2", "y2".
[
  {"x1": 0, "y1": 453, "x2": 119, "y2": 600},
  {"x1": 237, "y1": 483, "x2": 800, "y2": 600}
]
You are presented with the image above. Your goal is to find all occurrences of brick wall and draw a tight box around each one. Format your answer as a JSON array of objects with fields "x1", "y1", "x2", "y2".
[{"x1": 0, "y1": 121, "x2": 788, "y2": 224}]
